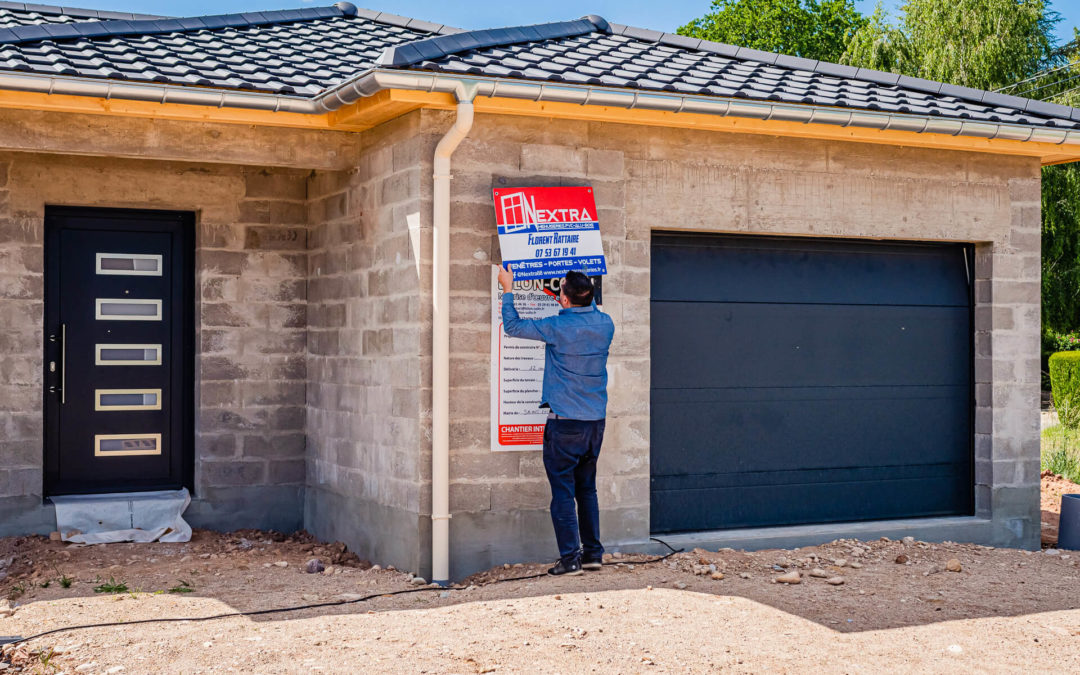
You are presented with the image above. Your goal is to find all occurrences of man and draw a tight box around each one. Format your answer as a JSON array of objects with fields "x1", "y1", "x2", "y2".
[{"x1": 496, "y1": 264, "x2": 615, "y2": 576}]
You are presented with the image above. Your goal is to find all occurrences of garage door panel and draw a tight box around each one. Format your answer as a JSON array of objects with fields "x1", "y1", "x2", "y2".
[
  {"x1": 651, "y1": 387, "x2": 970, "y2": 475},
  {"x1": 652, "y1": 302, "x2": 970, "y2": 389},
  {"x1": 650, "y1": 233, "x2": 973, "y2": 533},
  {"x1": 652, "y1": 235, "x2": 970, "y2": 306},
  {"x1": 651, "y1": 471, "x2": 971, "y2": 533}
]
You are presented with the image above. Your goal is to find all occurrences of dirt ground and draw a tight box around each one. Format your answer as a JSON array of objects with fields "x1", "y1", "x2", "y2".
[{"x1": 2, "y1": 475, "x2": 1080, "y2": 674}]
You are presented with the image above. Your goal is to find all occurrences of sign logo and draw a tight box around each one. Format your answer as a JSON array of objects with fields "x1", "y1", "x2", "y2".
[{"x1": 498, "y1": 191, "x2": 537, "y2": 233}]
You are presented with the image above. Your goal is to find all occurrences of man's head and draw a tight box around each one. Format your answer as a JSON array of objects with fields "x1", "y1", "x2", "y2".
[{"x1": 559, "y1": 271, "x2": 594, "y2": 308}]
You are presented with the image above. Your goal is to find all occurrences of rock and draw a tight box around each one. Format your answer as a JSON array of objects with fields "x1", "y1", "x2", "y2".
[
  {"x1": 304, "y1": 558, "x2": 325, "y2": 574},
  {"x1": 674, "y1": 582, "x2": 687, "y2": 589},
  {"x1": 1045, "y1": 549, "x2": 1060, "y2": 556},
  {"x1": 273, "y1": 561, "x2": 288, "y2": 568},
  {"x1": 833, "y1": 559, "x2": 847, "y2": 567},
  {"x1": 739, "y1": 572, "x2": 752, "y2": 579},
  {"x1": 49, "y1": 531, "x2": 62, "y2": 542},
  {"x1": 336, "y1": 593, "x2": 365, "y2": 602},
  {"x1": 826, "y1": 577, "x2": 845, "y2": 586},
  {"x1": 945, "y1": 559, "x2": 962, "y2": 573},
  {"x1": 323, "y1": 566, "x2": 336, "y2": 575},
  {"x1": 895, "y1": 554, "x2": 909, "y2": 564},
  {"x1": 809, "y1": 568, "x2": 829, "y2": 578},
  {"x1": 410, "y1": 576, "x2": 427, "y2": 585},
  {"x1": 370, "y1": 565, "x2": 381, "y2": 571},
  {"x1": 776, "y1": 571, "x2": 801, "y2": 584},
  {"x1": 710, "y1": 572, "x2": 725, "y2": 580},
  {"x1": 439, "y1": 591, "x2": 451, "y2": 598},
  {"x1": 75, "y1": 663, "x2": 97, "y2": 672},
  {"x1": 301, "y1": 594, "x2": 319, "y2": 602},
  {"x1": 106, "y1": 667, "x2": 125, "y2": 674},
  {"x1": 849, "y1": 562, "x2": 863, "y2": 569},
  {"x1": 902, "y1": 536, "x2": 915, "y2": 545}
]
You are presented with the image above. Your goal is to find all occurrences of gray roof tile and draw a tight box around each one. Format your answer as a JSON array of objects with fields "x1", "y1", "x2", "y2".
[{"x1": 0, "y1": 4, "x2": 1073, "y2": 131}]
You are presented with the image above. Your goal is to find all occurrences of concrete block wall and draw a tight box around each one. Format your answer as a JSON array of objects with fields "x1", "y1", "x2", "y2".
[
  {"x1": 434, "y1": 111, "x2": 1044, "y2": 575},
  {"x1": 0, "y1": 152, "x2": 308, "y2": 534},
  {"x1": 303, "y1": 112, "x2": 434, "y2": 574}
]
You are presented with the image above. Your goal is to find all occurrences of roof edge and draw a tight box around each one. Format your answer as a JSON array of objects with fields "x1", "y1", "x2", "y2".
[
  {"x1": 0, "y1": 2, "x2": 357, "y2": 45},
  {"x1": 0, "y1": 1, "x2": 166, "y2": 21},
  {"x1": 604, "y1": 22, "x2": 1080, "y2": 124},
  {"x1": 375, "y1": 15, "x2": 611, "y2": 68}
]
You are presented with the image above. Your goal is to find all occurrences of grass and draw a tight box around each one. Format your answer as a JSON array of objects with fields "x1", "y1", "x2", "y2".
[
  {"x1": 168, "y1": 580, "x2": 195, "y2": 594},
  {"x1": 92, "y1": 577, "x2": 129, "y2": 594},
  {"x1": 1041, "y1": 424, "x2": 1080, "y2": 483}
]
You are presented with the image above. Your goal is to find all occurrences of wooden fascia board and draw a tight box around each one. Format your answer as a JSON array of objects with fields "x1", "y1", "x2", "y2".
[
  {"x1": 0, "y1": 88, "x2": 333, "y2": 129},
  {"x1": 0, "y1": 84, "x2": 1076, "y2": 165},
  {"x1": 467, "y1": 96, "x2": 1080, "y2": 165}
]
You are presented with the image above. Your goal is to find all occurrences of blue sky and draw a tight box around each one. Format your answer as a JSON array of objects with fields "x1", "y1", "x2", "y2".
[{"x1": 68, "y1": 1, "x2": 1080, "y2": 44}]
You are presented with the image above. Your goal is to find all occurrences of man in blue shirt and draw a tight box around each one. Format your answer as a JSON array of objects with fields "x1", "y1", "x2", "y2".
[{"x1": 497, "y1": 265, "x2": 615, "y2": 576}]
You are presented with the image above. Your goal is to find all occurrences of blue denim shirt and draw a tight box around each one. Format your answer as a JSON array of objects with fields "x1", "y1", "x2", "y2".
[{"x1": 501, "y1": 293, "x2": 614, "y2": 421}]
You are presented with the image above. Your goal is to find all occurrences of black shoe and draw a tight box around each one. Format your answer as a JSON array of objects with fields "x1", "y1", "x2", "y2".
[
  {"x1": 547, "y1": 559, "x2": 583, "y2": 576},
  {"x1": 581, "y1": 556, "x2": 603, "y2": 571}
]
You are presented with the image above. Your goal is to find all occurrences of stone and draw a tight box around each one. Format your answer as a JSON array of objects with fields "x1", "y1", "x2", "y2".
[
  {"x1": 75, "y1": 663, "x2": 97, "y2": 672},
  {"x1": 902, "y1": 536, "x2": 915, "y2": 545},
  {"x1": 49, "y1": 531, "x2": 62, "y2": 542},
  {"x1": 273, "y1": 561, "x2": 289, "y2": 568},
  {"x1": 106, "y1": 667, "x2": 125, "y2": 674},
  {"x1": 371, "y1": 565, "x2": 381, "y2": 571},
  {"x1": 739, "y1": 572, "x2": 752, "y2": 579},
  {"x1": 1045, "y1": 549, "x2": 1060, "y2": 556},
  {"x1": 410, "y1": 576, "x2": 427, "y2": 585},
  {"x1": 849, "y1": 562, "x2": 863, "y2": 569},
  {"x1": 323, "y1": 566, "x2": 336, "y2": 575},
  {"x1": 710, "y1": 572, "x2": 725, "y2": 580},
  {"x1": 674, "y1": 582, "x2": 687, "y2": 589},
  {"x1": 826, "y1": 577, "x2": 845, "y2": 586},
  {"x1": 809, "y1": 568, "x2": 829, "y2": 578},
  {"x1": 439, "y1": 591, "x2": 451, "y2": 598},
  {"x1": 895, "y1": 554, "x2": 909, "y2": 564},
  {"x1": 336, "y1": 593, "x2": 364, "y2": 602},
  {"x1": 304, "y1": 558, "x2": 325, "y2": 574},
  {"x1": 776, "y1": 571, "x2": 801, "y2": 584},
  {"x1": 301, "y1": 594, "x2": 319, "y2": 602},
  {"x1": 833, "y1": 559, "x2": 847, "y2": 567},
  {"x1": 946, "y1": 559, "x2": 962, "y2": 573}
]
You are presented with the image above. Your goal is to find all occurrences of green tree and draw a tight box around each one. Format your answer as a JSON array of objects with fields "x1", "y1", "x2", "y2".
[
  {"x1": 678, "y1": 0, "x2": 867, "y2": 62},
  {"x1": 839, "y1": 5, "x2": 918, "y2": 74},
  {"x1": 842, "y1": 0, "x2": 1056, "y2": 90}
]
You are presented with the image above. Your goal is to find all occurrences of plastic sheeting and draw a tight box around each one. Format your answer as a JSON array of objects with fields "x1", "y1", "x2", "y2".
[{"x1": 52, "y1": 488, "x2": 192, "y2": 544}]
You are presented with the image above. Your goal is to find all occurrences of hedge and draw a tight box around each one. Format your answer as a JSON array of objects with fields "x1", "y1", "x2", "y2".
[{"x1": 1049, "y1": 351, "x2": 1080, "y2": 429}]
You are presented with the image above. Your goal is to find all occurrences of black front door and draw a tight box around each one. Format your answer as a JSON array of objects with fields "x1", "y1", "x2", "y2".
[{"x1": 44, "y1": 207, "x2": 194, "y2": 495}]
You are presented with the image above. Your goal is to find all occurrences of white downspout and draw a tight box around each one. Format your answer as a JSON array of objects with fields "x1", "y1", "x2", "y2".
[{"x1": 431, "y1": 88, "x2": 475, "y2": 586}]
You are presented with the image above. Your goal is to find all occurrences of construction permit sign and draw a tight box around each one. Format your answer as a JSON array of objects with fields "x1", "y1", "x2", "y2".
[
  {"x1": 489, "y1": 270, "x2": 602, "y2": 452},
  {"x1": 493, "y1": 186, "x2": 607, "y2": 280}
]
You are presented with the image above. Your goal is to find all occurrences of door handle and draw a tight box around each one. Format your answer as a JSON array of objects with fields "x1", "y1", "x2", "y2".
[{"x1": 53, "y1": 323, "x2": 66, "y2": 404}]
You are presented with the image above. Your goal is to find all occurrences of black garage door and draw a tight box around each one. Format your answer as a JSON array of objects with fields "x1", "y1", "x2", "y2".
[{"x1": 650, "y1": 233, "x2": 974, "y2": 533}]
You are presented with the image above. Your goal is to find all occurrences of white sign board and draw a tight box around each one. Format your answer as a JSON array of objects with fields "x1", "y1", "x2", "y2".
[{"x1": 489, "y1": 270, "x2": 603, "y2": 452}]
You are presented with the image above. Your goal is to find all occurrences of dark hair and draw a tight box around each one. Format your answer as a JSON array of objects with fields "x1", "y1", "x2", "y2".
[{"x1": 562, "y1": 271, "x2": 594, "y2": 306}]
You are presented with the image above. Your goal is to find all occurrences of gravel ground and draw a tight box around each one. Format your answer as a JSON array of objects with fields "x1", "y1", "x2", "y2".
[{"x1": 2, "y1": 475, "x2": 1080, "y2": 674}]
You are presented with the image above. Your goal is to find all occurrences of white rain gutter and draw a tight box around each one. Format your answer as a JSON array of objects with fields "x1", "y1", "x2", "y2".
[
  {"x1": 1, "y1": 68, "x2": 1078, "y2": 146},
  {"x1": 430, "y1": 81, "x2": 476, "y2": 586}
]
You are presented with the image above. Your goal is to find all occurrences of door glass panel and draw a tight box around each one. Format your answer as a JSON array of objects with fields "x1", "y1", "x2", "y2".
[
  {"x1": 96, "y1": 299, "x2": 162, "y2": 321},
  {"x1": 95, "y1": 433, "x2": 161, "y2": 456},
  {"x1": 96, "y1": 253, "x2": 162, "y2": 276},
  {"x1": 95, "y1": 389, "x2": 161, "y2": 411},
  {"x1": 95, "y1": 344, "x2": 161, "y2": 366}
]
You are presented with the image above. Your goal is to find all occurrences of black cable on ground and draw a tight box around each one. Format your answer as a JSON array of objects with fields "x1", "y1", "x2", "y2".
[{"x1": 3, "y1": 540, "x2": 685, "y2": 648}]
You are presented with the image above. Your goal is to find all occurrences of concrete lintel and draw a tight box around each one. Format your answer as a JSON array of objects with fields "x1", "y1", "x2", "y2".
[{"x1": 614, "y1": 517, "x2": 1004, "y2": 555}]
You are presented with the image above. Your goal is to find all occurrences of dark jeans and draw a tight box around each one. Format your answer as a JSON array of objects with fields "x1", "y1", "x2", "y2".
[{"x1": 542, "y1": 417, "x2": 605, "y2": 564}]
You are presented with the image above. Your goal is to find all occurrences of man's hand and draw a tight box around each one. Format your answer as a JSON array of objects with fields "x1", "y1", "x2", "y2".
[{"x1": 496, "y1": 264, "x2": 514, "y2": 294}]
